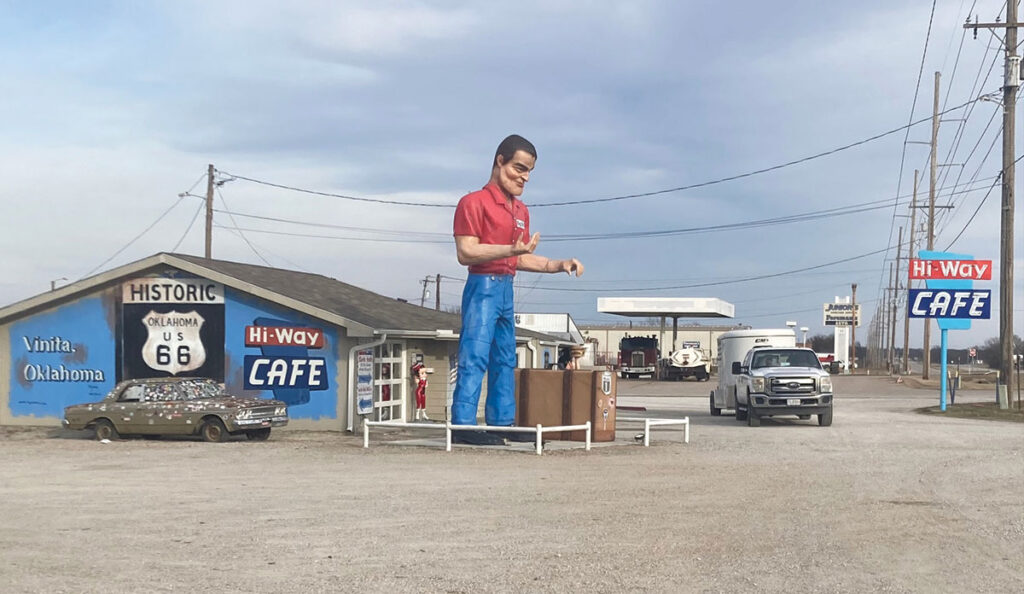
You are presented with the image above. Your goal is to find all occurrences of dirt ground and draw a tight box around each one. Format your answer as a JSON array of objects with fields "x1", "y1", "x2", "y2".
[{"x1": 1, "y1": 375, "x2": 1022, "y2": 593}]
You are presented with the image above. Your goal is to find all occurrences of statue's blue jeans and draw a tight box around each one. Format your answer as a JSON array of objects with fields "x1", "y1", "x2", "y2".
[{"x1": 451, "y1": 273, "x2": 516, "y2": 427}]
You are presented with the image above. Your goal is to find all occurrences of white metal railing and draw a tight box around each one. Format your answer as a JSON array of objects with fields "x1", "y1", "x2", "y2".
[
  {"x1": 362, "y1": 420, "x2": 591, "y2": 456},
  {"x1": 617, "y1": 416, "x2": 690, "y2": 447}
]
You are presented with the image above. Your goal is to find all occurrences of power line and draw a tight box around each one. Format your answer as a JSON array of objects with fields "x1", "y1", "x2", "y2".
[
  {"x1": 81, "y1": 194, "x2": 187, "y2": 279},
  {"x1": 216, "y1": 187, "x2": 272, "y2": 267},
  {"x1": 218, "y1": 97, "x2": 984, "y2": 211},
  {"x1": 192, "y1": 178, "x2": 996, "y2": 245},
  {"x1": 172, "y1": 199, "x2": 205, "y2": 252}
]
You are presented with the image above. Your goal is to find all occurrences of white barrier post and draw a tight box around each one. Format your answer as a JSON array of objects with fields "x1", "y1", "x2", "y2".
[
  {"x1": 684, "y1": 417, "x2": 690, "y2": 444},
  {"x1": 445, "y1": 424, "x2": 452, "y2": 452},
  {"x1": 536, "y1": 424, "x2": 543, "y2": 456},
  {"x1": 644, "y1": 418, "x2": 651, "y2": 447},
  {"x1": 363, "y1": 420, "x2": 369, "y2": 448},
  {"x1": 585, "y1": 421, "x2": 592, "y2": 451}
]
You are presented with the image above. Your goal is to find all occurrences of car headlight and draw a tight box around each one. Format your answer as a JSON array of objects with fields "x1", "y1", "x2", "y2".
[
  {"x1": 819, "y1": 376, "x2": 832, "y2": 393},
  {"x1": 236, "y1": 409, "x2": 252, "y2": 420},
  {"x1": 275, "y1": 406, "x2": 287, "y2": 417},
  {"x1": 751, "y1": 377, "x2": 766, "y2": 393}
]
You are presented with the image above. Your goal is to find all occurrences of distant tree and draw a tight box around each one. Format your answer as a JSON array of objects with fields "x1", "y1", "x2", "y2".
[
  {"x1": 977, "y1": 335, "x2": 1024, "y2": 370},
  {"x1": 808, "y1": 333, "x2": 833, "y2": 352}
]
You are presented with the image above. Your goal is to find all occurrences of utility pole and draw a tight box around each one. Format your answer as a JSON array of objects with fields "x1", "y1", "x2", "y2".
[
  {"x1": 205, "y1": 164, "x2": 215, "y2": 259},
  {"x1": 891, "y1": 226, "x2": 903, "y2": 373},
  {"x1": 887, "y1": 261, "x2": 895, "y2": 372},
  {"x1": 922, "y1": 72, "x2": 940, "y2": 380},
  {"x1": 435, "y1": 274, "x2": 441, "y2": 311},
  {"x1": 903, "y1": 170, "x2": 918, "y2": 374},
  {"x1": 851, "y1": 283, "x2": 858, "y2": 371},
  {"x1": 419, "y1": 275, "x2": 431, "y2": 308},
  {"x1": 965, "y1": 9, "x2": 1017, "y2": 398}
]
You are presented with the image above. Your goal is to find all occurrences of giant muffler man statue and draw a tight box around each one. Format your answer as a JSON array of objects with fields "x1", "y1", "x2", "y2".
[{"x1": 451, "y1": 134, "x2": 584, "y2": 445}]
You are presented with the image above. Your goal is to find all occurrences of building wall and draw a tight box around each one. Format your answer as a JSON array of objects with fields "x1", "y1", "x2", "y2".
[
  {"x1": 3, "y1": 290, "x2": 119, "y2": 425},
  {"x1": 580, "y1": 325, "x2": 744, "y2": 367},
  {"x1": 222, "y1": 288, "x2": 345, "y2": 430},
  {"x1": 1, "y1": 274, "x2": 351, "y2": 430}
]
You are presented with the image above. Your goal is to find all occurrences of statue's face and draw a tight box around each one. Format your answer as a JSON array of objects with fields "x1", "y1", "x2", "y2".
[{"x1": 493, "y1": 150, "x2": 535, "y2": 198}]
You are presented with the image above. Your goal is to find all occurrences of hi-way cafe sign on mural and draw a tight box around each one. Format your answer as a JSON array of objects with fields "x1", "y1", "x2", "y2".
[{"x1": 908, "y1": 251, "x2": 991, "y2": 411}]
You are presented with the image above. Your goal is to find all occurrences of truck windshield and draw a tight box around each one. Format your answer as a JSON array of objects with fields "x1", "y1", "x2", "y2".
[{"x1": 751, "y1": 350, "x2": 821, "y2": 369}]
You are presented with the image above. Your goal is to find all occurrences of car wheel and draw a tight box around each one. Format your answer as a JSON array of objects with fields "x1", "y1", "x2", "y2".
[
  {"x1": 246, "y1": 428, "x2": 271, "y2": 441},
  {"x1": 747, "y1": 408, "x2": 761, "y2": 427},
  {"x1": 710, "y1": 393, "x2": 721, "y2": 416},
  {"x1": 798, "y1": 414, "x2": 811, "y2": 420},
  {"x1": 94, "y1": 419, "x2": 118, "y2": 441},
  {"x1": 818, "y1": 408, "x2": 833, "y2": 427},
  {"x1": 201, "y1": 418, "x2": 228, "y2": 443}
]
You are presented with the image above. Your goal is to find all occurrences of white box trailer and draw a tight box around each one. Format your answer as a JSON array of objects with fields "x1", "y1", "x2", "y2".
[{"x1": 710, "y1": 329, "x2": 796, "y2": 415}]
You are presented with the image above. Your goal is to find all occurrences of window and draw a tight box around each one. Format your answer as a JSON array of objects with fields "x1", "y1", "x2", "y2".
[{"x1": 120, "y1": 385, "x2": 144, "y2": 402}]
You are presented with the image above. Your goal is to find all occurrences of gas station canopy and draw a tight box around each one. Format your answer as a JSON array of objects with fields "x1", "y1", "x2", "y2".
[{"x1": 597, "y1": 297, "x2": 735, "y2": 319}]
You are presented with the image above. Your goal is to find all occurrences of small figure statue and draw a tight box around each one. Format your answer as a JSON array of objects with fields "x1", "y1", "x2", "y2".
[{"x1": 411, "y1": 362, "x2": 430, "y2": 421}]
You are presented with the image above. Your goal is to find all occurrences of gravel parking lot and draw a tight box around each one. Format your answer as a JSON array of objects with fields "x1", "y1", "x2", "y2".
[{"x1": 1, "y1": 375, "x2": 1021, "y2": 593}]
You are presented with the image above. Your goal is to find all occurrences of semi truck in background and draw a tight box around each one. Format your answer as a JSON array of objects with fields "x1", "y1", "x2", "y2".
[
  {"x1": 709, "y1": 328, "x2": 796, "y2": 415},
  {"x1": 618, "y1": 335, "x2": 658, "y2": 378},
  {"x1": 618, "y1": 335, "x2": 712, "y2": 381}
]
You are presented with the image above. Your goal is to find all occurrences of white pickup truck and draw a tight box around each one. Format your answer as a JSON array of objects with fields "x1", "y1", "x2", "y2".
[{"x1": 732, "y1": 347, "x2": 833, "y2": 427}]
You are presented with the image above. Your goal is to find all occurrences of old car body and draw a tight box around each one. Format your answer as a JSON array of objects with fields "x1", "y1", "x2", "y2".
[{"x1": 63, "y1": 377, "x2": 288, "y2": 442}]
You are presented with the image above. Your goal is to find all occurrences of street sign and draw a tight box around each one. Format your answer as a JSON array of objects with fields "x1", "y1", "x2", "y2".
[
  {"x1": 969, "y1": 347, "x2": 977, "y2": 358},
  {"x1": 908, "y1": 289, "x2": 991, "y2": 319},
  {"x1": 823, "y1": 303, "x2": 860, "y2": 326}
]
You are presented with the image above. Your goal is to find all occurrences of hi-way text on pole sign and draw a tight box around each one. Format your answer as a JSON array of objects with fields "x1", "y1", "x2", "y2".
[{"x1": 909, "y1": 259, "x2": 992, "y2": 280}]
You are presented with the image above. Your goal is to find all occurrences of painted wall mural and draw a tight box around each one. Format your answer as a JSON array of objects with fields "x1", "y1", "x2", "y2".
[
  {"x1": 9, "y1": 295, "x2": 116, "y2": 418},
  {"x1": 121, "y1": 277, "x2": 225, "y2": 381},
  {"x1": 224, "y1": 290, "x2": 338, "y2": 420}
]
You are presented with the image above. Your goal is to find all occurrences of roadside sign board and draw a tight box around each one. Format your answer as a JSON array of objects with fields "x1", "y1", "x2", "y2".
[
  {"x1": 908, "y1": 289, "x2": 991, "y2": 319},
  {"x1": 913, "y1": 250, "x2": 984, "y2": 330},
  {"x1": 823, "y1": 303, "x2": 860, "y2": 326},
  {"x1": 969, "y1": 347, "x2": 977, "y2": 358},
  {"x1": 909, "y1": 259, "x2": 992, "y2": 280}
]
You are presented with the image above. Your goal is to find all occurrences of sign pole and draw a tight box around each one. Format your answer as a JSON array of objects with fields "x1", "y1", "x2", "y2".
[{"x1": 940, "y1": 329, "x2": 948, "y2": 412}]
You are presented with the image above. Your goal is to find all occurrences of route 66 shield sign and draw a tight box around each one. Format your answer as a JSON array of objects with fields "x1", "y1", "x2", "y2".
[{"x1": 141, "y1": 310, "x2": 207, "y2": 375}]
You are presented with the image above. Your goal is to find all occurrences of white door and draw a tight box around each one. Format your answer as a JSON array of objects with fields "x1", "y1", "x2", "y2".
[{"x1": 374, "y1": 341, "x2": 406, "y2": 421}]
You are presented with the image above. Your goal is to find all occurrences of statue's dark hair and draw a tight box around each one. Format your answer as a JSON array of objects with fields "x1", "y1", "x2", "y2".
[{"x1": 493, "y1": 134, "x2": 536, "y2": 167}]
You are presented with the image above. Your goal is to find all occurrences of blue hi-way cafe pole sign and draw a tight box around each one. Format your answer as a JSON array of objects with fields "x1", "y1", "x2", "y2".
[{"x1": 908, "y1": 251, "x2": 992, "y2": 411}]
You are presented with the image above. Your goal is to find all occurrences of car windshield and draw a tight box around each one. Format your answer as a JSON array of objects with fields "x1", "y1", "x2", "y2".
[{"x1": 751, "y1": 350, "x2": 821, "y2": 369}]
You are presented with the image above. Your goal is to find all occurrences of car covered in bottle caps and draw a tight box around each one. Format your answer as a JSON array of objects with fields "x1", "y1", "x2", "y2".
[{"x1": 63, "y1": 377, "x2": 288, "y2": 442}]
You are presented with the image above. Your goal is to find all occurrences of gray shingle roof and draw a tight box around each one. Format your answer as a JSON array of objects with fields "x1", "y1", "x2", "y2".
[{"x1": 168, "y1": 254, "x2": 562, "y2": 341}]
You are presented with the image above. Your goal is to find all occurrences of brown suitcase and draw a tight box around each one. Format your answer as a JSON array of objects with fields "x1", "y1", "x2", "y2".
[{"x1": 513, "y1": 369, "x2": 617, "y2": 442}]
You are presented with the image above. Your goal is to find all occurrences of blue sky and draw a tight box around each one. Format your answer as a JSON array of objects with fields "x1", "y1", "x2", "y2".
[{"x1": 1, "y1": 0, "x2": 1019, "y2": 349}]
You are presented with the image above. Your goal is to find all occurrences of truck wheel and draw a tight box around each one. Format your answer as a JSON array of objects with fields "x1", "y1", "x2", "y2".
[
  {"x1": 747, "y1": 409, "x2": 761, "y2": 427},
  {"x1": 94, "y1": 419, "x2": 118, "y2": 441},
  {"x1": 735, "y1": 406, "x2": 748, "y2": 421},
  {"x1": 818, "y1": 408, "x2": 833, "y2": 427},
  {"x1": 710, "y1": 393, "x2": 721, "y2": 416},
  {"x1": 201, "y1": 418, "x2": 228, "y2": 443}
]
